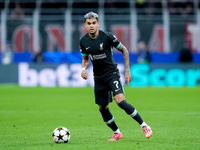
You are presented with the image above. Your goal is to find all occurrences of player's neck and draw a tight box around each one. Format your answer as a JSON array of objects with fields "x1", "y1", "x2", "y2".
[{"x1": 89, "y1": 30, "x2": 99, "y2": 39}]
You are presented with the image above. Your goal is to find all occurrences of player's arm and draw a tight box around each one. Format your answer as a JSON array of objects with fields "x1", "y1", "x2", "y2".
[
  {"x1": 81, "y1": 55, "x2": 89, "y2": 80},
  {"x1": 117, "y1": 44, "x2": 131, "y2": 85}
]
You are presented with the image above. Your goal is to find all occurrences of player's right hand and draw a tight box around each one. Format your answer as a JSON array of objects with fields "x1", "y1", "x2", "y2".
[{"x1": 81, "y1": 70, "x2": 88, "y2": 80}]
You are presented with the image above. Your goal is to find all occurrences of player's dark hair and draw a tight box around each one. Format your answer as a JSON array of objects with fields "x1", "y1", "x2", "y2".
[{"x1": 84, "y1": 12, "x2": 98, "y2": 21}]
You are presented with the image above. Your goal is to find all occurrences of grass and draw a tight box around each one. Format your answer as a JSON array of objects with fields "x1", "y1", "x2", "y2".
[{"x1": 0, "y1": 85, "x2": 199, "y2": 150}]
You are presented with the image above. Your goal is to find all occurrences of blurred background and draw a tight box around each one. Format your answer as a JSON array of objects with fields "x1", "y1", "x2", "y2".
[{"x1": 0, "y1": 0, "x2": 199, "y2": 87}]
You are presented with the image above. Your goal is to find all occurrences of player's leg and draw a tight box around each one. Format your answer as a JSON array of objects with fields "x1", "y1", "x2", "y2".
[
  {"x1": 99, "y1": 105, "x2": 123, "y2": 141},
  {"x1": 114, "y1": 94, "x2": 145, "y2": 126},
  {"x1": 114, "y1": 94, "x2": 152, "y2": 138},
  {"x1": 94, "y1": 79, "x2": 123, "y2": 141},
  {"x1": 110, "y1": 77, "x2": 144, "y2": 125},
  {"x1": 110, "y1": 77, "x2": 152, "y2": 138},
  {"x1": 98, "y1": 105, "x2": 120, "y2": 133}
]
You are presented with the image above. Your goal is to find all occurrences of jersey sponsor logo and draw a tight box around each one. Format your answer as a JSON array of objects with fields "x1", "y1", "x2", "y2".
[
  {"x1": 92, "y1": 53, "x2": 107, "y2": 60},
  {"x1": 100, "y1": 43, "x2": 103, "y2": 50},
  {"x1": 89, "y1": 54, "x2": 93, "y2": 61}
]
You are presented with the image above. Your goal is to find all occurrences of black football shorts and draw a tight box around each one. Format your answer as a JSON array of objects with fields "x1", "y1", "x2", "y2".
[{"x1": 94, "y1": 75, "x2": 124, "y2": 106}]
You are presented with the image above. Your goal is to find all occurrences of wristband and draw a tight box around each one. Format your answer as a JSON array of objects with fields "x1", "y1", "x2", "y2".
[{"x1": 81, "y1": 67, "x2": 86, "y2": 71}]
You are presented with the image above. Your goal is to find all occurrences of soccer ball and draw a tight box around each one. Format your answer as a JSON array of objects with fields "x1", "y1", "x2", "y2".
[{"x1": 52, "y1": 126, "x2": 70, "y2": 143}]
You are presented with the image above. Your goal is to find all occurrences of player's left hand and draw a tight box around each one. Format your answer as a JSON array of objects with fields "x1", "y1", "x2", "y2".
[{"x1": 125, "y1": 69, "x2": 131, "y2": 85}]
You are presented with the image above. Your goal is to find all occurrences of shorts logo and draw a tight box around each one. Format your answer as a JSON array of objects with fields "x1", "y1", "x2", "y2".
[
  {"x1": 100, "y1": 43, "x2": 103, "y2": 50},
  {"x1": 115, "y1": 88, "x2": 120, "y2": 92}
]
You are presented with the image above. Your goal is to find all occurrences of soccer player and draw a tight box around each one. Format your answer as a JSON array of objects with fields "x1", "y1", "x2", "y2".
[{"x1": 80, "y1": 12, "x2": 152, "y2": 141}]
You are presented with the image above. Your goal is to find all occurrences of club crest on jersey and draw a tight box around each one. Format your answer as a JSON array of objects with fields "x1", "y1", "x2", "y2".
[{"x1": 100, "y1": 43, "x2": 103, "y2": 50}]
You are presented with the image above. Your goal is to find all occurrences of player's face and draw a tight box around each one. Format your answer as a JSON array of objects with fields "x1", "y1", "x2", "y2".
[{"x1": 84, "y1": 19, "x2": 99, "y2": 37}]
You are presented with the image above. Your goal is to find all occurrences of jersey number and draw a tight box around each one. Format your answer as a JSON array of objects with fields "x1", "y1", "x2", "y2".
[{"x1": 113, "y1": 81, "x2": 119, "y2": 89}]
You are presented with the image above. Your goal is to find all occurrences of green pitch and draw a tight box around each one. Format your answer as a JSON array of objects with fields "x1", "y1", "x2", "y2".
[{"x1": 0, "y1": 85, "x2": 199, "y2": 150}]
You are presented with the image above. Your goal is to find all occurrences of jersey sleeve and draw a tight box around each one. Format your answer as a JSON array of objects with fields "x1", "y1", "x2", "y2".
[
  {"x1": 79, "y1": 40, "x2": 87, "y2": 57},
  {"x1": 107, "y1": 32, "x2": 121, "y2": 50}
]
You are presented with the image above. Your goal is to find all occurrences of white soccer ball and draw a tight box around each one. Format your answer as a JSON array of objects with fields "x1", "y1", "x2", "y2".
[{"x1": 52, "y1": 126, "x2": 70, "y2": 143}]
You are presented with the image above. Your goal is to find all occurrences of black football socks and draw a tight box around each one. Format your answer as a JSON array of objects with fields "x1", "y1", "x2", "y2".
[
  {"x1": 99, "y1": 107, "x2": 118, "y2": 132},
  {"x1": 118, "y1": 100, "x2": 144, "y2": 125}
]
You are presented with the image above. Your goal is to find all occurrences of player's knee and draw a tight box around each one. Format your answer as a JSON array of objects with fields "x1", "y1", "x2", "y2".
[
  {"x1": 114, "y1": 93, "x2": 125, "y2": 104},
  {"x1": 99, "y1": 105, "x2": 109, "y2": 110}
]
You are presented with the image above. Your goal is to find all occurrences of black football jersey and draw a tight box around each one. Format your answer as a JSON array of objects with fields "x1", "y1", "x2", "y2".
[{"x1": 80, "y1": 30, "x2": 121, "y2": 79}]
